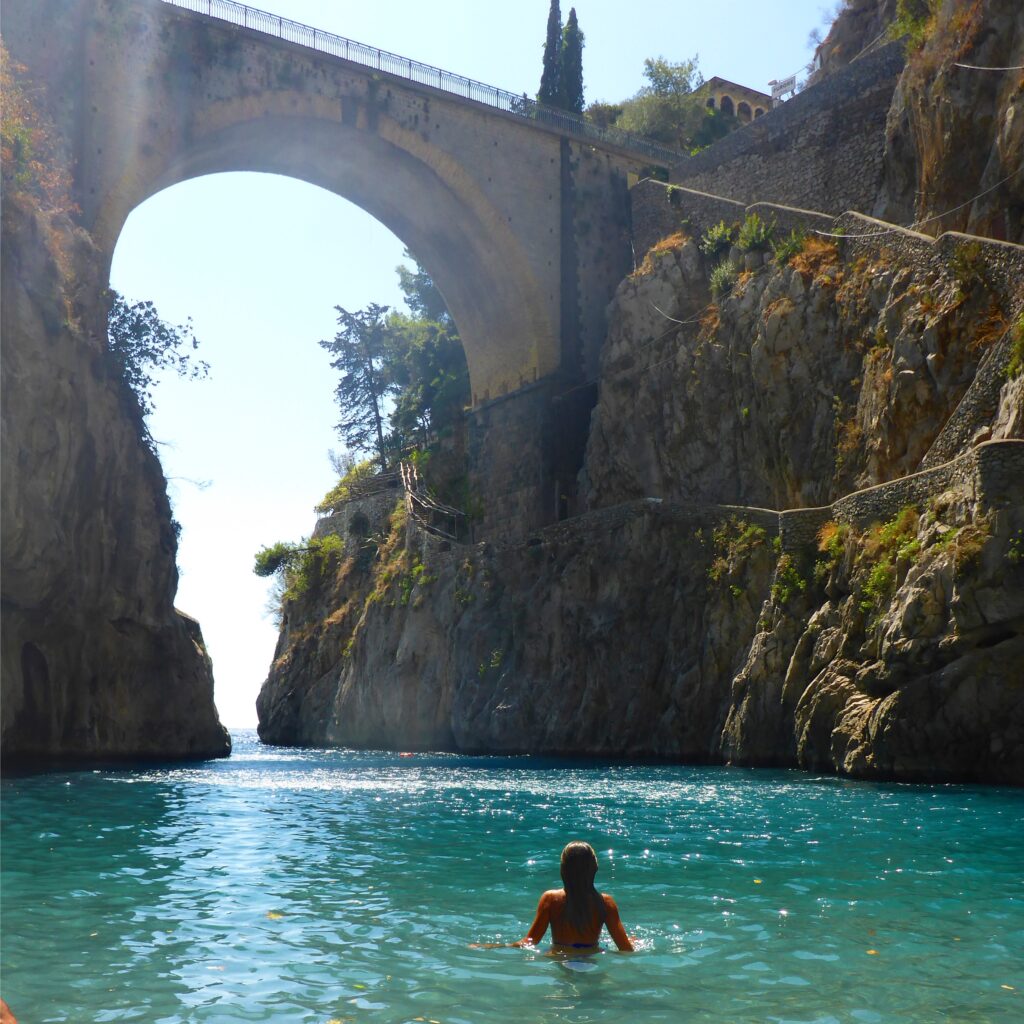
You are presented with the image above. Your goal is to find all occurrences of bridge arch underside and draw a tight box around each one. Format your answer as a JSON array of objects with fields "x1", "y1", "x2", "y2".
[{"x1": 99, "y1": 113, "x2": 558, "y2": 406}]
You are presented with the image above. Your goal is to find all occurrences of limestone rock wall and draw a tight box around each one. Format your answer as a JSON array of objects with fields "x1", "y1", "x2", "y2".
[
  {"x1": 257, "y1": 202, "x2": 1024, "y2": 783},
  {"x1": 722, "y1": 478, "x2": 1024, "y2": 784},
  {"x1": 257, "y1": 445, "x2": 1024, "y2": 783},
  {"x1": 877, "y1": 0, "x2": 1024, "y2": 242},
  {"x1": 1, "y1": 197, "x2": 229, "y2": 761},
  {"x1": 583, "y1": 217, "x2": 1023, "y2": 513},
  {"x1": 808, "y1": 0, "x2": 898, "y2": 82}
]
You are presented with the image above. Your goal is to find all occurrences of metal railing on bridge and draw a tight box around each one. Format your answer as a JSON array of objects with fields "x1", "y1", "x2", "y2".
[{"x1": 160, "y1": 0, "x2": 684, "y2": 167}]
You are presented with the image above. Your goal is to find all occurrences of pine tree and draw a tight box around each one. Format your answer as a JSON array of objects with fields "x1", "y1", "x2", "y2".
[
  {"x1": 538, "y1": 0, "x2": 561, "y2": 106},
  {"x1": 558, "y1": 8, "x2": 585, "y2": 114},
  {"x1": 319, "y1": 303, "x2": 396, "y2": 471}
]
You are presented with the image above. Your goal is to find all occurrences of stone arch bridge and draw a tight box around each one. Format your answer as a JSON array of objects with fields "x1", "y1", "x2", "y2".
[{"x1": 4, "y1": 0, "x2": 674, "y2": 533}]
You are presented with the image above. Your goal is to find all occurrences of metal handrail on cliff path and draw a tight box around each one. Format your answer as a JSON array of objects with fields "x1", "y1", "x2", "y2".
[
  {"x1": 399, "y1": 460, "x2": 465, "y2": 543},
  {"x1": 159, "y1": 0, "x2": 683, "y2": 166}
]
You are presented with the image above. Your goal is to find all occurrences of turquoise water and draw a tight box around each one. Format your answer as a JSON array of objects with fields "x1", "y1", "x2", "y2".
[{"x1": 2, "y1": 733, "x2": 1021, "y2": 1023}]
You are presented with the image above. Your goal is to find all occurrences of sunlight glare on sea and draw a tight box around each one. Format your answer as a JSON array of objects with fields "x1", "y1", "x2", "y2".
[{"x1": 2, "y1": 732, "x2": 1022, "y2": 1023}]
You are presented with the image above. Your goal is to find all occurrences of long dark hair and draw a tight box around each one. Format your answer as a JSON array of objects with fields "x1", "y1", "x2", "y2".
[{"x1": 560, "y1": 841, "x2": 605, "y2": 931}]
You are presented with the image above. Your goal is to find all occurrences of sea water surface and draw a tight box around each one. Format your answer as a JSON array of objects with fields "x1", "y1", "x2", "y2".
[{"x1": 1, "y1": 731, "x2": 1021, "y2": 1023}]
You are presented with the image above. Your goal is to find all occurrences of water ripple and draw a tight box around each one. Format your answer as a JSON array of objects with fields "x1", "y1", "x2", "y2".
[{"x1": 2, "y1": 732, "x2": 1022, "y2": 1023}]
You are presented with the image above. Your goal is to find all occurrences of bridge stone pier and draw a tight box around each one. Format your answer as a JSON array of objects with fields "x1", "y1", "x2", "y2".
[{"x1": 3, "y1": 0, "x2": 655, "y2": 536}]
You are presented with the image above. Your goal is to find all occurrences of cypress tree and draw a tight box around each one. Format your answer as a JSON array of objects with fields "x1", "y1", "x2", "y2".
[
  {"x1": 558, "y1": 7, "x2": 585, "y2": 114},
  {"x1": 538, "y1": 0, "x2": 561, "y2": 106}
]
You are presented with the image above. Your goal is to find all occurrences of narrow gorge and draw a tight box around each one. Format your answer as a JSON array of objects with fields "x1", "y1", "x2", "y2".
[{"x1": 2, "y1": 0, "x2": 1021, "y2": 781}]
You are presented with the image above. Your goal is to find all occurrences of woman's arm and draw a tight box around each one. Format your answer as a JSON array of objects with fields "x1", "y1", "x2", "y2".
[
  {"x1": 602, "y1": 894, "x2": 635, "y2": 951},
  {"x1": 469, "y1": 892, "x2": 554, "y2": 949},
  {"x1": 521, "y1": 891, "x2": 554, "y2": 946}
]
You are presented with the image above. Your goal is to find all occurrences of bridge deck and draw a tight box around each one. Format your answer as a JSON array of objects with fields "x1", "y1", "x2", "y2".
[{"x1": 161, "y1": 0, "x2": 683, "y2": 166}]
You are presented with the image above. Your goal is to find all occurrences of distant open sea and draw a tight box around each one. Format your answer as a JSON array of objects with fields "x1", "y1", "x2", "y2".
[{"x1": 1, "y1": 730, "x2": 1021, "y2": 1023}]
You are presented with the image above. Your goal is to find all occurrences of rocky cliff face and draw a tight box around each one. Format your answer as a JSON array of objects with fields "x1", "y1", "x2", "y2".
[
  {"x1": 258, "y1": 226, "x2": 1023, "y2": 783},
  {"x1": 1, "y1": 197, "x2": 229, "y2": 761},
  {"x1": 257, "y1": 443, "x2": 1024, "y2": 783},
  {"x1": 583, "y1": 228, "x2": 1023, "y2": 511},
  {"x1": 811, "y1": 0, "x2": 898, "y2": 81},
  {"x1": 877, "y1": 0, "x2": 1024, "y2": 241},
  {"x1": 810, "y1": 0, "x2": 1023, "y2": 241}
]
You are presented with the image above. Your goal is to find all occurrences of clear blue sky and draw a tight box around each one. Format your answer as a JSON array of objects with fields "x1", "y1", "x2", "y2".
[{"x1": 110, "y1": 0, "x2": 832, "y2": 729}]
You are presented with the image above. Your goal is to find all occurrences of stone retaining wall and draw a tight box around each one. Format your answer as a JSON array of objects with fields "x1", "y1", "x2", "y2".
[
  {"x1": 921, "y1": 325, "x2": 1020, "y2": 470},
  {"x1": 832, "y1": 440, "x2": 1024, "y2": 529},
  {"x1": 632, "y1": 180, "x2": 839, "y2": 263},
  {"x1": 669, "y1": 42, "x2": 905, "y2": 215},
  {"x1": 470, "y1": 441, "x2": 1024, "y2": 557},
  {"x1": 779, "y1": 507, "x2": 835, "y2": 550},
  {"x1": 313, "y1": 487, "x2": 401, "y2": 545}
]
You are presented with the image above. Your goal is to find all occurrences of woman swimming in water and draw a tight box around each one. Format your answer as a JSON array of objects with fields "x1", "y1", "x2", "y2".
[{"x1": 521, "y1": 841, "x2": 634, "y2": 952}]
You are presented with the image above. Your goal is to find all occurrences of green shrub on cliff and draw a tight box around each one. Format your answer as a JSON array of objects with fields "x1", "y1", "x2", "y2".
[
  {"x1": 1006, "y1": 313, "x2": 1024, "y2": 380},
  {"x1": 771, "y1": 554, "x2": 807, "y2": 605},
  {"x1": 707, "y1": 518, "x2": 767, "y2": 583},
  {"x1": 254, "y1": 541, "x2": 300, "y2": 578},
  {"x1": 737, "y1": 212, "x2": 776, "y2": 253},
  {"x1": 887, "y1": 0, "x2": 940, "y2": 50},
  {"x1": 709, "y1": 260, "x2": 737, "y2": 297},
  {"x1": 0, "y1": 42, "x2": 75, "y2": 216},
  {"x1": 253, "y1": 534, "x2": 344, "y2": 602},
  {"x1": 315, "y1": 458, "x2": 378, "y2": 515},
  {"x1": 855, "y1": 506, "x2": 920, "y2": 614},
  {"x1": 699, "y1": 220, "x2": 734, "y2": 258},
  {"x1": 773, "y1": 228, "x2": 807, "y2": 266},
  {"x1": 106, "y1": 291, "x2": 209, "y2": 418},
  {"x1": 813, "y1": 520, "x2": 850, "y2": 583}
]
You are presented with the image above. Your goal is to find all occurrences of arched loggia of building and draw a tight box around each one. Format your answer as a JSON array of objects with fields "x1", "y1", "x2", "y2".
[
  {"x1": 719, "y1": 95, "x2": 735, "y2": 117},
  {"x1": 737, "y1": 101, "x2": 752, "y2": 123}
]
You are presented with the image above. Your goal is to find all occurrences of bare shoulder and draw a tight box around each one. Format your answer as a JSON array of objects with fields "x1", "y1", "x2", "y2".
[
  {"x1": 600, "y1": 892, "x2": 621, "y2": 912},
  {"x1": 542, "y1": 888, "x2": 565, "y2": 904}
]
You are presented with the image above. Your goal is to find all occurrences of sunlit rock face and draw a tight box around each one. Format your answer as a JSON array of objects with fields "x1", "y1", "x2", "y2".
[
  {"x1": 583, "y1": 230, "x2": 1023, "y2": 512},
  {"x1": 257, "y1": 213, "x2": 1024, "y2": 785},
  {"x1": 877, "y1": 0, "x2": 1024, "y2": 242},
  {"x1": 1, "y1": 197, "x2": 229, "y2": 762}
]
